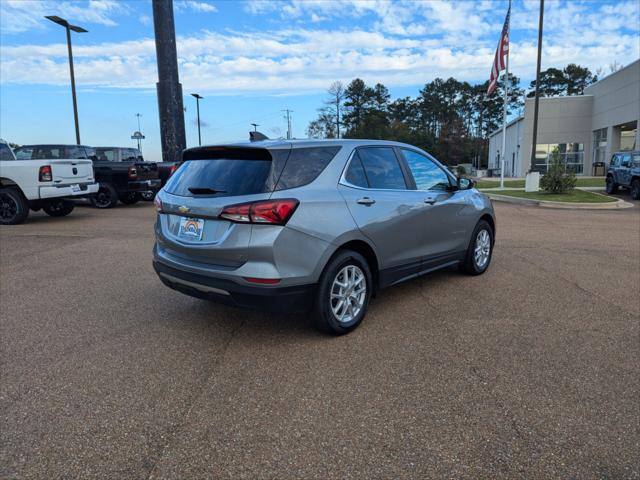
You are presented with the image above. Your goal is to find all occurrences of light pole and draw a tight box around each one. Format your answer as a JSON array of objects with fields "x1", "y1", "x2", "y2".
[
  {"x1": 191, "y1": 93, "x2": 203, "y2": 146},
  {"x1": 45, "y1": 16, "x2": 86, "y2": 145}
]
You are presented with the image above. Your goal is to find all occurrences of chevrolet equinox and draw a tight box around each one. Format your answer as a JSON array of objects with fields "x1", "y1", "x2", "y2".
[{"x1": 153, "y1": 140, "x2": 495, "y2": 334}]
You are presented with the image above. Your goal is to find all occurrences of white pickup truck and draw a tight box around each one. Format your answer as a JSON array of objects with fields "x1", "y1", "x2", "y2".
[{"x1": 0, "y1": 140, "x2": 99, "y2": 225}]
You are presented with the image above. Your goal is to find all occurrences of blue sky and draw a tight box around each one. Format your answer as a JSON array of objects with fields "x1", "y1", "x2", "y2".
[{"x1": 1, "y1": 0, "x2": 638, "y2": 161}]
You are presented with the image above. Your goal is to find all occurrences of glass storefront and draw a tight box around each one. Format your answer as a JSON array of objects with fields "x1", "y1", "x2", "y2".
[
  {"x1": 534, "y1": 143, "x2": 585, "y2": 174},
  {"x1": 592, "y1": 128, "x2": 608, "y2": 165}
]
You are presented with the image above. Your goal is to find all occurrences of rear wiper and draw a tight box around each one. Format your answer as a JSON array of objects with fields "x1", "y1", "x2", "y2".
[{"x1": 188, "y1": 187, "x2": 227, "y2": 195}]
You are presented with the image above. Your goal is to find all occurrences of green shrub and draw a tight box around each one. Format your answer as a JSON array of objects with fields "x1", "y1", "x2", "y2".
[{"x1": 540, "y1": 148, "x2": 577, "y2": 193}]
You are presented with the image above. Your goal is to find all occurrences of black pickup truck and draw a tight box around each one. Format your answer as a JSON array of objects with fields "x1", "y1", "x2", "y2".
[
  {"x1": 14, "y1": 145, "x2": 161, "y2": 208},
  {"x1": 91, "y1": 147, "x2": 161, "y2": 207}
]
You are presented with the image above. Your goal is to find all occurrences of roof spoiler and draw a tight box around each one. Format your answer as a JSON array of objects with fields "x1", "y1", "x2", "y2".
[{"x1": 250, "y1": 131, "x2": 269, "y2": 142}]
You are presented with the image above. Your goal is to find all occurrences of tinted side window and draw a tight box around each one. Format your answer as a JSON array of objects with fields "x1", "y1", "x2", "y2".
[
  {"x1": 344, "y1": 153, "x2": 368, "y2": 188},
  {"x1": 357, "y1": 147, "x2": 407, "y2": 190},
  {"x1": 402, "y1": 149, "x2": 451, "y2": 191},
  {"x1": 610, "y1": 154, "x2": 619, "y2": 166},
  {"x1": 0, "y1": 143, "x2": 16, "y2": 160},
  {"x1": 274, "y1": 146, "x2": 341, "y2": 191}
]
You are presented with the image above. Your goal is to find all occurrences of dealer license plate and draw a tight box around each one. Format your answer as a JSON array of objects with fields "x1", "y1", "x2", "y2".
[{"x1": 178, "y1": 217, "x2": 204, "y2": 241}]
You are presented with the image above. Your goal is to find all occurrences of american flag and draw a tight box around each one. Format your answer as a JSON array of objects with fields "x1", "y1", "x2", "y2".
[{"x1": 487, "y1": 5, "x2": 511, "y2": 95}]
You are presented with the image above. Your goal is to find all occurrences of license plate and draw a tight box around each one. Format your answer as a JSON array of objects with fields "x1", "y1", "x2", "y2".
[
  {"x1": 71, "y1": 184, "x2": 81, "y2": 193},
  {"x1": 178, "y1": 217, "x2": 204, "y2": 241}
]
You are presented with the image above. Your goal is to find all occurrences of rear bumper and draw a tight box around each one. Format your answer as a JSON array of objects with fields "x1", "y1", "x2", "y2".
[
  {"x1": 128, "y1": 179, "x2": 161, "y2": 192},
  {"x1": 153, "y1": 258, "x2": 315, "y2": 314},
  {"x1": 39, "y1": 182, "x2": 99, "y2": 199}
]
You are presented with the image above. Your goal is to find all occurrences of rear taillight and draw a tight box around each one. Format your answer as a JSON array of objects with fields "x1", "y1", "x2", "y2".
[
  {"x1": 168, "y1": 164, "x2": 178, "y2": 176},
  {"x1": 39, "y1": 165, "x2": 52, "y2": 182},
  {"x1": 154, "y1": 196, "x2": 163, "y2": 213},
  {"x1": 219, "y1": 199, "x2": 299, "y2": 225},
  {"x1": 128, "y1": 166, "x2": 138, "y2": 179}
]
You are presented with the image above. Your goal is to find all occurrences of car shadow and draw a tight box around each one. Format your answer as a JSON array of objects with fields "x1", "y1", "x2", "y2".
[{"x1": 155, "y1": 265, "x2": 463, "y2": 341}]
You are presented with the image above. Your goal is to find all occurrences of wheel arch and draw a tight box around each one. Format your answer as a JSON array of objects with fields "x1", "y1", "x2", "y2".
[
  {"x1": 0, "y1": 177, "x2": 23, "y2": 192},
  {"x1": 325, "y1": 238, "x2": 380, "y2": 293},
  {"x1": 480, "y1": 213, "x2": 496, "y2": 239}
]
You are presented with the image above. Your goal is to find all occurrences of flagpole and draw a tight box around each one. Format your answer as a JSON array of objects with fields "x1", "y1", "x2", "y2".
[{"x1": 499, "y1": 0, "x2": 511, "y2": 189}]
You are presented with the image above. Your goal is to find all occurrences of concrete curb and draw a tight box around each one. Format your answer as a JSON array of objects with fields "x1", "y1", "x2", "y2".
[{"x1": 486, "y1": 192, "x2": 634, "y2": 210}]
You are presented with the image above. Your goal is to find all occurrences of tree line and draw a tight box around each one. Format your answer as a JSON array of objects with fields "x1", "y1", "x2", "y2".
[{"x1": 307, "y1": 63, "x2": 598, "y2": 167}]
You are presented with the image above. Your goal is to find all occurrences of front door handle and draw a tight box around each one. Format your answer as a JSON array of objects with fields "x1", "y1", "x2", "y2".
[
  {"x1": 424, "y1": 198, "x2": 436, "y2": 205},
  {"x1": 357, "y1": 197, "x2": 376, "y2": 206}
]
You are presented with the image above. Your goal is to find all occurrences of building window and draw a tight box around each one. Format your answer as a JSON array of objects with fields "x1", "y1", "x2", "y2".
[
  {"x1": 592, "y1": 128, "x2": 607, "y2": 165},
  {"x1": 534, "y1": 143, "x2": 585, "y2": 175}
]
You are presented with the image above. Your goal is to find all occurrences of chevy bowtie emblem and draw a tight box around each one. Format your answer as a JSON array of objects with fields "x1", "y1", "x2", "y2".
[{"x1": 178, "y1": 206, "x2": 190, "y2": 214}]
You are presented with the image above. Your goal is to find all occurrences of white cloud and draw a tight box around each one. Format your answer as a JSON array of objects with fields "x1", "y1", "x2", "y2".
[
  {"x1": 0, "y1": 0, "x2": 637, "y2": 94},
  {"x1": 0, "y1": 0, "x2": 128, "y2": 33},
  {"x1": 175, "y1": 1, "x2": 217, "y2": 13}
]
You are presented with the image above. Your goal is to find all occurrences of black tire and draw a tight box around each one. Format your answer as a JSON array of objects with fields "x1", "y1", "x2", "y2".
[
  {"x1": 118, "y1": 192, "x2": 140, "y2": 205},
  {"x1": 140, "y1": 191, "x2": 156, "y2": 201},
  {"x1": 0, "y1": 187, "x2": 29, "y2": 225},
  {"x1": 43, "y1": 200, "x2": 75, "y2": 217},
  {"x1": 630, "y1": 179, "x2": 640, "y2": 200},
  {"x1": 461, "y1": 220, "x2": 494, "y2": 275},
  {"x1": 312, "y1": 250, "x2": 373, "y2": 335},
  {"x1": 90, "y1": 183, "x2": 119, "y2": 209},
  {"x1": 605, "y1": 175, "x2": 618, "y2": 194}
]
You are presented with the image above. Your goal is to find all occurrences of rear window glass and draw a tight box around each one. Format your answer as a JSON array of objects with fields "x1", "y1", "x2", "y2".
[
  {"x1": 357, "y1": 147, "x2": 407, "y2": 190},
  {"x1": 15, "y1": 147, "x2": 33, "y2": 160},
  {"x1": 14, "y1": 146, "x2": 88, "y2": 160},
  {"x1": 274, "y1": 146, "x2": 341, "y2": 191},
  {"x1": 164, "y1": 159, "x2": 272, "y2": 197},
  {"x1": 96, "y1": 148, "x2": 117, "y2": 161}
]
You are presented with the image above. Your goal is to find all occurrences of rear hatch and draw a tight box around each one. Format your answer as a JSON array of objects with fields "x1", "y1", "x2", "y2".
[
  {"x1": 134, "y1": 162, "x2": 159, "y2": 180},
  {"x1": 50, "y1": 159, "x2": 94, "y2": 184},
  {"x1": 156, "y1": 146, "x2": 290, "y2": 269}
]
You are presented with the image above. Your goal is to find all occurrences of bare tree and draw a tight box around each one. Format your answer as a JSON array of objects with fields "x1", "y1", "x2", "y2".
[
  {"x1": 608, "y1": 61, "x2": 623, "y2": 74},
  {"x1": 325, "y1": 81, "x2": 345, "y2": 138}
]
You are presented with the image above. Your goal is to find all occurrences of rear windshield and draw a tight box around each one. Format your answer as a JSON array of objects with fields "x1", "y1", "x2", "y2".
[
  {"x1": 166, "y1": 146, "x2": 341, "y2": 198},
  {"x1": 14, "y1": 146, "x2": 89, "y2": 160},
  {"x1": 165, "y1": 159, "x2": 272, "y2": 197}
]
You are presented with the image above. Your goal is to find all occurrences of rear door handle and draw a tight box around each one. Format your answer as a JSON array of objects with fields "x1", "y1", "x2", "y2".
[{"x1": 357, "y1": 197, "x2": 376, "y2": 206}]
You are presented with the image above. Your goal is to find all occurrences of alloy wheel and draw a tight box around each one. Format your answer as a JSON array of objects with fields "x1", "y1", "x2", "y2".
[
  {"x1": 0, "y1": 192, "x2": 18, "y2": 222},
  {"x1": 474, "y1": 229, "x2": 491, "y2": 269},
  {"x1": 94, "y1": 189, "x2": 111, "y2": 207},
  {"x1": 330, "y1": 265, "x2": 367, "y2": 324}
]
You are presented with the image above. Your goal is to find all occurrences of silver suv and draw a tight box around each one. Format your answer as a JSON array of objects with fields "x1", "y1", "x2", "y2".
[{"x1": 153, "y1": 140, "x2": 495, "y2": 334}]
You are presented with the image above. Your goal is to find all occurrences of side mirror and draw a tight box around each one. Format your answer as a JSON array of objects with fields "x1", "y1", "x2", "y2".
[{"x1": 457, "y1": 177, "x2": 475, "y2": 190}]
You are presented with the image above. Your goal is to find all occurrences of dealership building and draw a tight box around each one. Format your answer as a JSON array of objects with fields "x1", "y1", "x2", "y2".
[{"x1": 488, "y1": 59, "x2": 640, "y2": 177}]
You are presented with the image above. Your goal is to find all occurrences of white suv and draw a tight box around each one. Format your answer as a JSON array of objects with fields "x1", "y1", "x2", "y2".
[{"x1": 0, "y1": 140, "x2": 99, "y2": 225}]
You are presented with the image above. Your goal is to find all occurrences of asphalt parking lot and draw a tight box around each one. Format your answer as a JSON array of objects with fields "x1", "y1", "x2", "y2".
[{"x1": 1, "y1": 200, "x2": 639, "y2": 479}]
